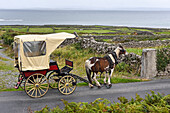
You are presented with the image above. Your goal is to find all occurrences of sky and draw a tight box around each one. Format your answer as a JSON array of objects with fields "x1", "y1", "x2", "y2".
[{"x1": 0, "y1": 0, "x2": 170, "y2": 10}]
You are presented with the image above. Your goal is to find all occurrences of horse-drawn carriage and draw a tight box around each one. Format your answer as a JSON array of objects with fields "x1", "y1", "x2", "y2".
[
  {"x1": 14, "y1": 32, "x2": 80, "y2": 98},
  {"x1": 14, "y1": 32, "x2": 126, "y2": 98}
]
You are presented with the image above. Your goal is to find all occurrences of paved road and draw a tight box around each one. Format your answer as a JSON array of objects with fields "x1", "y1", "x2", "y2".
[{"x1": 0, "y1": 79, "x2": 170, "y2": 113}]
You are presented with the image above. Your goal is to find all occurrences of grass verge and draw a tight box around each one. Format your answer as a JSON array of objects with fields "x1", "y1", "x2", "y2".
[{"x1": 0, "y1": 61, "x2": 14, "y2": 71}]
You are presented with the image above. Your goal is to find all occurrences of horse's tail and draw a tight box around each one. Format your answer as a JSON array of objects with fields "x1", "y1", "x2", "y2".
[{"x1": 85, "y1": 60, "x2": 93, "y2": 84}]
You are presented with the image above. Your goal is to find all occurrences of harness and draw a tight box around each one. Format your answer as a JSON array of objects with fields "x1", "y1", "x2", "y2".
[{"x1": 104, "y1": 52, "x2": 118, "y2": 68}]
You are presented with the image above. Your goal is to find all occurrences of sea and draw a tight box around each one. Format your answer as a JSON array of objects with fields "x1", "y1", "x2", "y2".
[{"x1": 0, "y1": 10, "x2": 170, "y2": 28}]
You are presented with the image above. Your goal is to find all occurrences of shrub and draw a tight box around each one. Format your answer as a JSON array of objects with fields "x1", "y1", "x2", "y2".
[
  {"x1": 35, "y1": 91, "x2": 170, "y2": 113},
  {"x1": 0, "y1": 30, "x2": 19, "y2": 45},
  {"x1": 156, "y1": 48, "x2": 170, "y2": 72}
]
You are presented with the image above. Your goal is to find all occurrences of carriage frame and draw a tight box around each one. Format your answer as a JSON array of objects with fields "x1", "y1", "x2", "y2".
[{"x1": 14, "y1": 32, "x2": 80, "y2": 98}]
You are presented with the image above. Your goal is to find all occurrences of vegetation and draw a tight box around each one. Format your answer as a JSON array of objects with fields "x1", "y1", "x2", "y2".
[
  {"x1": 0, "y1": 30, "x2": 20, "y2": 45},
  {"x1": 29, "y1": 28, "x2": 53, "y2": 33},
  {"x1": 0, "y1": 61, "x2": 14, "y2": 71},
  {"x1": 157, "y1": 48, "x2": 170, "y2": 72},
  {"x1": 0, "y1": 25, "x2": 169, "y2": 91},
  {"x1": 126, "y1": 45, "x2": 170, "y2": 56},
  {"x1": 35, "y1": 91, "x2": 170, "y2": 113},
  {"x1": 51, "y1": 43, "x2": 144, "y2": 78}
]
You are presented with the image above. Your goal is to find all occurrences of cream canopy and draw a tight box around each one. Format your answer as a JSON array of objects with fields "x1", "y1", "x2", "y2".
[{"x1": 14, "y1": 32, "x2": 75, "y2": 71}]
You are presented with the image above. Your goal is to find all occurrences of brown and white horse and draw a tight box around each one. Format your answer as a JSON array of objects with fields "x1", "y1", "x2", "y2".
[{"x1": 85, "y1": 45, "x2": 126, "y2": 88}]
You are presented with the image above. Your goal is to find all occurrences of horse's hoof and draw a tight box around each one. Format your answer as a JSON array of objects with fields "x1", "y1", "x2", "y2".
[
  {"x1": 98, "y1": 86, "x2": 101, "y2": 89},
  {"x1": 106, "y1": 84, "x2": 112, "y2": 89},
  {"x1": 104, "y1": 83, "x2": 107, "y2": 86},
  {"x1": 89, "y1": 84, "x2": 94, "y2": 89}
]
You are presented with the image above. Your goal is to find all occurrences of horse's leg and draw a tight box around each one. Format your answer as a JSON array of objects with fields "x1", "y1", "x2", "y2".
[
  {"x1": 89, "y1": 72, "x2": 95, "y2": 88},
  {"x1": 107, "y1": 68, "x2": 114, "y2": 88},
  {"x1": 104, "y1": 72, "x2": 107, "y2": 85},
  {"x1": 93, "y1": 72, "x2": 101, "y2": 88}
]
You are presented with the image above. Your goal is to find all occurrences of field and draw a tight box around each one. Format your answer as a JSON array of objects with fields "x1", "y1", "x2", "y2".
[{"x1": 0, "y1": 25, "x2": 169, "y2": 91}]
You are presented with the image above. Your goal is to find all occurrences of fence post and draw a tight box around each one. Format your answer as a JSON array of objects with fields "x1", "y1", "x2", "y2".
[{"x1": 141, "y1": 49, "x2": 157, "y2": 79}]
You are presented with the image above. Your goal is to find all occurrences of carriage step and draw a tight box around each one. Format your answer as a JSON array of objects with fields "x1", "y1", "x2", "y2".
[{"x1": 14, "y1": 85, "x2": 19, "y2": 89}]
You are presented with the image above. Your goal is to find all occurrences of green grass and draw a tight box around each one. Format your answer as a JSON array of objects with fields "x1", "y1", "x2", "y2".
[
  {"x1": 2, "y1": 27, "x2": 27, "y2": 32},
  {"x1": 158, "y1": 31, "x2": 170, "y2": 35},
  {"x1": 29, "y1": 28, "x2": 53, "y2": 33},
  {"x1": 0, "y1": 61, "x2": 14, "y2": 71},
  {"x1": 126, "y1": 45, "x2": 170, "y2": 56},
  {"x1": 126, "y1": 48, "x2": 143, "y2": 56},
  {"x1": 133, "y1": 28, "x2": 153, "y2": 32},
  {"x1": 0, "y1": 87, "x2": 23, "y2": 92},
  {"x1": 77, "y1": 77, "x2": 144, "y2": 86},
  {"x1": 55, "y1": 29, "x2": 116, "y2": 34},
  {"x1": 95, "y1": 39, "x2": 114, "y2": 43}
]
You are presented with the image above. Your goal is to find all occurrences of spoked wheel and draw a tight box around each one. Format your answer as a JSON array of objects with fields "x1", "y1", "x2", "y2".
[
  {"x1": 24, "y1": 73, "x2": 49, "y2": 98},
  {"x1": 48, "y1": 71, "x2": 62, "y2": 89},
  {"x1": 58, "y1": 75, "x2": 77, "y2": 95}
]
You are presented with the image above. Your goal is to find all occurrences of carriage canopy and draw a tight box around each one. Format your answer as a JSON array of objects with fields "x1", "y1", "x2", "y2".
[{"x1": 14, "y1": 32, "x2": 75, "y2": 71}]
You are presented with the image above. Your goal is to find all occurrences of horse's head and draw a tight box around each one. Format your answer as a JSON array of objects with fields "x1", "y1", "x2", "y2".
[{"x1": 115, "y1": 45, "x2": 127, "y2": 58}]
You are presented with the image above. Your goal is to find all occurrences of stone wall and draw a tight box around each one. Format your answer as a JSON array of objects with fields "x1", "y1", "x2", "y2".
[
  {"x1": 61, "y1": 37, "x2": 170, "y2": 49},
  {"x1": 80, "y1": 38, "x2": 116, "y2": 54},
  {"x1": 121, "y1": 40, "x2": 170, "y2": 48},
  {"x1": 78, "y1": 38, "x2": 170, "y2": 52},
  {"x1": 157, "y1": 64, "x2": 170, "y2": 76},
  {"x1": 82, "y1": 35, "x2": 170, "y2": 48}
]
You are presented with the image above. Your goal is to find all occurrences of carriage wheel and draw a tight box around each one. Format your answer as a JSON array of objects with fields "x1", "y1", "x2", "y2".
[
  {"x1": 48, "y1": 71, "x2": 62, "y2": 89},
  {"x1": 58, "y1": 75, "x2": 77, "y2": 95},
  {"x1": 24, "y1": 73, "x2": 49, "y2": 98}
]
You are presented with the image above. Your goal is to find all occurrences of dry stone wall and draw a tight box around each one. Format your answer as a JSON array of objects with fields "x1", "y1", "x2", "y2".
[
  {"x1": 157, "y1": 64, "x2": 170, "y2": 76},
  {"x1": 121, "y1": 40, "x2": 170, "y2": 48}
]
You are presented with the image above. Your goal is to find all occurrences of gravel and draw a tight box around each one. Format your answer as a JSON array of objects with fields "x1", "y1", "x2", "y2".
[{"x1": 0, "y1": 49, "x2": 19, "y2": 89}]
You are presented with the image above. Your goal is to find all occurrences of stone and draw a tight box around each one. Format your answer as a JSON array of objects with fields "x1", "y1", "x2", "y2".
[{"x1": 141, "y1": 49, "x2": 157, "y2": 79}]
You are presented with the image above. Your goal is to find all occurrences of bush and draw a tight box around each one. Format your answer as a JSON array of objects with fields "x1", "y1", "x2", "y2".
[
  {"x1": 0, "y1": 30, "x2": 19, "y2": 45},
  {"x1": 35, "y1": 91, "x2": 170, "y2": 113},
  {"x1": 157, "y1": 48, "x2": 170, "y2": 72},
  {"x1": 115, "y1": 62, "x2": 132, "y2": 73}
]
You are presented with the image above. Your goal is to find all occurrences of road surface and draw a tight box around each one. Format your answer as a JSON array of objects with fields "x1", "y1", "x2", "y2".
[{"x1": 0, "y1": 79, "x2": 170, "y2": 113}]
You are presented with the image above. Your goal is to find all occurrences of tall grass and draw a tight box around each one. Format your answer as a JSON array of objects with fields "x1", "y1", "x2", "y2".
[{"x1": 51, "y1": 43, "x2": 103, "y2": 77}]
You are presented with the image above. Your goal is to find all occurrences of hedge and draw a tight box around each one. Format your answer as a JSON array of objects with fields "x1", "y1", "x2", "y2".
[{"x1": 35, "y1": 91, "x2": 170, "y2": 113}]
